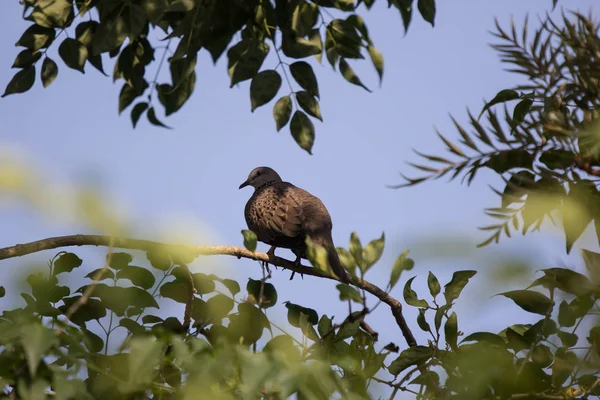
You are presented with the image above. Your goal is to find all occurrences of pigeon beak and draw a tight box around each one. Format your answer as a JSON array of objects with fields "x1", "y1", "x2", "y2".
[{"x1": 238, "y1": 180, "x2": 250, "y2": 189}]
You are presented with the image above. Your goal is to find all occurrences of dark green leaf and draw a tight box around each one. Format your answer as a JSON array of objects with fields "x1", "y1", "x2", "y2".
[
  {"x1": 147, "y1": 107, "x2": 171, "y2": 129},
  {"x1": 204, "y1": 294, "x2": 234, "y2": 321},
  {"x1": 281, "y1": 35, "x2": 322, "y2": 59},
  {"x1": 361, "y1": 232, "x2": 385, "y2": 271},
  {"x1": 539, "y1": 268, "x2": 592, "y2": 296},
  {"x1": 91, "y1": 17, "x2": 127, "y2": 55},
  {"x1": 403, "y1": 276, "x2": 429, "y2": 308},
  {"x1": 290, "y1": 110, "x2": 315, "y2": 154},
  {"x1": 395, "y1": 0, "x2": 413, "y2": 33},
  {"x1": 388, "y1": 346, "x2": 432, "y2": 376},
  {"x1": 0, "y1": 286, "x2": 5, "y2": 298},
  {"x1": 539, "y1": 150, "x2": 575, "y2": 170},
  {"x1": 498, "y1": 290, "x2": 552, "y2": 315},
  {"x1": 318, "y1": 314, "x2": 333, "y2": 337},
  {"x1": 146, "y1": 250, "x2": 170, "y2": 271},
  {"x1": 82, "y1": 327, "x2": 104, "y2": 353},
  {"x1": 116, "y1": 265, "x2": 155, "y2": 289},
  {"x1": 367, "y1": 45, "x2": 383, "y2": 83},
  {"x1": 349, "y1": 232, "x2": 363, "y2": 268},
  {"x1": 85, "y1": 268, "x2": 114, "y2": 281},
  {"x1": 417, "y1": 308, "x2": 431, "y2": 332},
  {"x1": 41, "y1": 57, "x2": 58, "y2": 88},
  {"x1": 558, "y1": 300, "x2": 576, "y2": 327},
  {"x1": 485, "y1": 149, "x2": 534, "y2": 174},
  {"x1": 513, "y1": 98, "x2": 533, "y2": 124},
  {"x1": 246, "y1": 278, "x2": 278, "y2": 308},
  {"x1": 390, "y1": 250, "x2": 414, "y2": 289},
  {"x1": 335, "y1": 319, "x2": 360, "y2": 341},
  {"x1": 16, "y1": 24, "x2": 56, "y2": 51},
  {"x1": 142, "y1": 315, "x2": 162, "y2": 325},
  {"x1": 192, "y1": 273, "x2": 215, "y2": 295},
  {"x1": 562, "y1": 180, "x2": 596, "y2": 254},
  {"x1": 20, "y1": 323, "x2": 58, "y2": 375},
  {"x1": 227, "y1": 40, "x2": 269, "y2": 87},
  {"x1": 12, "y1": 49, "x2": 42, "y2": 68},
  {"x1": 160, "y1": 279, "x2": 188, "y2": 303},
  {"x1": 2, "y1": 66, "x2": 35, "y2": 98},
  {"x1": 531, "y1": 344, "x2": 553, "y2": 367},
  {"x1": 58, "y1": 38, "x2": 87, "y2": 73},
  {"x1": 59, "y1": 296, "x2": 106, "y2": 325},
  {"x1": 273, "y1": 95, "x2": 292, "y2": 131},
  {"x1": 479, "y1": 89, "x2": 520, "y2": 119},
  {"x1": 250, "y1": 70, "x2": 281, "y2": 112},
  {"x1": 427, "y1": 272, "x2": 440, "y2": 297},
  {"x1": 109, "y1": 252, "x2": 133, "y2": 270},
  {"x1": 285, "y1": 302, "x2": 318, "y2": 327},
  {"x1": 210, "y1": 275, "x2": 241, "y2": 297},
  {"x1": 461, "y1": 332, "x2": 506, "y2": 345},
  {"x1": 241, "y1": 229, "x2": 257, "y2": 252},
  {"x1": 53, "y1": 252, "x2": 83, "y2": 275},
  {"x1": 77, "y1": 284, "x2": 158, "y2": 316},
  {"x1": 119, "y1": 318, "x2": 145, "y2": 335},
  {"x1": 290, "y1": 61, "x2": 319, "y2": 98},
  {"x1": 229, "y1": 303, "x2": 269, "y2": 345},
  {"x1": 327, "y1": 19, "x2": 362, "y2": 59},
  {"x1": 558, "y1": 330, "x2": 578, "y2": 348},
  {"x1": 444, "y1": 312, "x2": 458, "y2": 350},
  {"x1": 339, "y1": 58, "x2": 370, "y2": 92},
  {"x1": 444, "y1": 270, "x2": 477, "y2": 305},
  {"x1": 130, "y1": 102, "x2": 148, "y2": 128},
  {"x1": 417, "y1": 0, "x2": 435, "y2": 26},
  {"x1": 336, "y1": 284, "x2": 362, "y2": 303},
  {"x1": 295, "y1": 91, "x2": 322, "y2": 121}
]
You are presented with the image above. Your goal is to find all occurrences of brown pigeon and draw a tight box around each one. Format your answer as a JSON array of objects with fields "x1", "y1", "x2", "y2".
[{"x1": 239, "y1": 166, "x2": 350, "y2": 283}]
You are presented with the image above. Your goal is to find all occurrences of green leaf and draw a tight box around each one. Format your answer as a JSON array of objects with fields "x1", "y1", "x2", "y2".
[
  {"x1": 285, "y1": 301, "x2": 318, "y2": 327},
  {"x1": 318, "y1": 314, "x2": 333, "y2": 337},
  {"x1": 146, "y1": 250, "x2": 171, "y2": 271},
  {"x1": 290, "y1": 61, "x2": 319, "y2": 98},
  {"x1": 367, "y1": 45, "x2": 383, "y2": 83},
  {"x1": 390, "y1": 250, "x2": 414, "y2": 289},
  {"x1": 388, "y1": 346, "x2": 433, "y2": 376},
  {"x1": 539, "y1": 150, "x2": 575, "y2": 170},
  {"x1": 109, "y1": 252, "x2": 133, "y2": 270},
  {"x1": 513, "y1": 98, "x2": 533, "y2": 124},
  {"x1": 558, "y1": 300, "x2": 576, "y2": 327},
  {"x1": 91, "y1": 16, "x2": 127, "y2": 55},
  {"x1": 27, "y1": 0, "x2": 74, "y2": 28},
  {"x1": 82, "y1": 327, "x2": 104, "y2": 353},
  {"x1": 53, "y1": 252, "x2": 83, "y2": 275},
  {"x1": 417, "y1": 0, "x2": 435, "y2": 26},
  {"x1": 339, "y1": 58, "x2": 370, "y2": 92},
  {"x1": 461, "y1": 332, "x2": 506, "y2": 345},
  {"x1": 361, "y1": 232, "x2": 385, "y2": 272},
  {"x1": 0, "y1": 286, "x2": 5, "y2": 298},
  {"x1": 264, "y1": 335, "x2": 300, "y2": 362},
  {"x1": 295, "y1": 91, "x2": 322, "y2": 121},
  {"x1": 444, "y1": 270, "x2": 477, "y2": 305},
  {"x1": 204, "y1": 294, "x2": 234, "y2": 321},
  {"x1": 241, "y1": 229, "x2": 257, "y2": 252},
  {"x1": 479, "y1": 89, "x2": 520, "y2": 119},
  {"x1": 210, "y1": 275, "x2": 241, "y2": 297},
  {"x1": 59, "y1": 296, "x2": 106, "y2": 326},
  {"x1": 119, "y1": 318, "x2": 145, "y2": 335},
  {"x1": 273, "y1": 95, "x2": 292, "y2": 131},
  {"x1": 192, "y1": 273, "x2": 215, "y2": 295},
  {"x1": 427, "y1": 272, "x2": 440, "y2": 297},
  {"x1": 41, "y1": 57, "x2": 58, "y2": 88},
  {"x1": 77, "y1": 284, "x2": 158, "y2": 316},
  {"x1": 444, "y1": 312, "x2": 458, "y2": 350},
  {"x1": 539, "y1": 268, "x2": 592, "y2": 296},
  {"x1": 116, "y1": 265, "x2": 156, "y2": 289},
  {"x1": 16, "y1": 24, "x2": 56, "y2": 51},
  {"x1": 227, "y1": 40, "x2": 269, "y2": 87},
  {"x1": 582, "y1": 249, "x2": 600, "y2": 284},
  {"x1": 403, "y1": 277, "x2": 429, "y2": 308},
  {"x1": 12, "y1": 49, "x2": 42, "y2": 68},
  {"x1": 336, "y1": 284, "x2": 362, "y2": 303},
  {"x1": 121, "y1": 337, "x2": 163, "y2": 393},
  {"x1": 159, "y1": 279, "x2": 189, "y2": 304},
  {"x1": 58, "y1": 38, "x2": 87, "y2": 73},
  {"x1": 246, "y1": 278, "x2": 278, "y2": 308},
  {"x1": 229, "y1": 303, "x2": 269, "y2": 345},
  {"x1": 328, "y1": 19, "x2": 362, "y2": 59},
  {"x1": 498, "y1": 290, "x2": 552, "y2": 315},
  {"x1": 290, "y1": 110, "x2": 315, "y2": 154},
  {"x1": 250, "y1": 70, "x2": 281, "y2": 112},
  {"x1": 147, "y1": 107, "x2": 171, "y2": 129},
  {"x1": 20, "y1": 323, "x2": 58, "y2": 375},
  {"x1": 281, "y1": 35, "x2": 322, "y2": 59},
  {"x1": 142, "y1": 315, "x2": 162, "y2": 324},
  {"x1": 2, "y1": 66, "x2": 35, "y2": 98},
  {"x1": 416, "y1": 308, "x2": 431, "y2": 332},
  {"x1": 349, "y1": 232, "x2": 363, "y2": 268},
  {"x1": 85, "y1": 268, "x2": 114, "y2": 281},
  {"x1": 531, "y1": 344, "x2": 553, "y2": 367},
  {"x1": 335, "y1": 319, "x2": 360, "y2": 341},
  {"x1": 120, "y1": 82, "x2": 148, "y2": 114},
  {"x1": 557, "y1": 330, "x2": 578, "y2": 348},
  {"x1": 562, "y1": 180, "x2": 596, "y2": 254},
  {"x1": 395, "y1": 0, "x2": 413, "y2": 33},
  {"x1": 130, "y1": 102, "x2": 148, "y2": 128}
]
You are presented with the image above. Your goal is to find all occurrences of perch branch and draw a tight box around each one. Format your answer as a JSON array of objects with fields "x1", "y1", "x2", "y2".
[{"x1": 0, "y1": 234, "x2": 417, "y2": 348}]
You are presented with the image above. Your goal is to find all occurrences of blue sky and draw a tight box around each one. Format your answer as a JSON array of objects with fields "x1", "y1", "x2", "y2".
[{"x1": 1, "y1": 1, "x2": 598, "y2": 397}]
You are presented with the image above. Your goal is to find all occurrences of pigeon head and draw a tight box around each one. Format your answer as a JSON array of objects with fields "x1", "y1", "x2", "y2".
[{"x1": 239, "y1": 167, "x2": 282, "y2": 189}]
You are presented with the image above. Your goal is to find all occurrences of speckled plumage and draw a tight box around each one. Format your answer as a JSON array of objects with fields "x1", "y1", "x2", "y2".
[{"x1": 239, "y1": 167, "x2": 350, "y2": 283}]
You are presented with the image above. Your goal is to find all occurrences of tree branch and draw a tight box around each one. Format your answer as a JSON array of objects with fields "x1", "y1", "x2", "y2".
[{"x1": 0, "y1": 234, "x2": 417, "y2": 348}]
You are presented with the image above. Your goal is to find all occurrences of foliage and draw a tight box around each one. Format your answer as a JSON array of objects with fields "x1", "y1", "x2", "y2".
[
  {"x1": 397, "y1": 11, "x2": 600, "y2": 254},
  {"x1": 3, "y1": 0, "x2": 438, "y2": 153}
]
